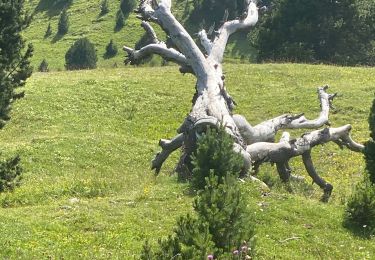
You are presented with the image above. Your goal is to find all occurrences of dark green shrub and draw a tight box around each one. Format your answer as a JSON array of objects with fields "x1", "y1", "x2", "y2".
[
  {"x1": 65, "y1": 38, "x2": 97, "y2": 70},
  {"x1": 140, "y1": 128, "x2": 256, "y2": 259},
  {"x1": 58, "y1": 9, "x2": 69, "y2": 35},
  {"x1": 344, "y1": 95, "x2": 375, "y2": 236},
  {"x1": 120, "y1": 0, "x2": 136, "y2": 19},
  {"x1": 115, "y1": 9, "x2": 125, "y2": 31},
  {"x1": 44, "y1": 23, "x2": 52, "y2": 38},
  {"x1": 0, "y1": 0, "x2": 33, "y2": 127},
  {"x1": 252, "y1": 0, "x2": 375, "y2": 65},
  {"x1": 366, "y1": 96, "x2": 375, "y2": 183},
  {"x1": 100, "y1": 0, "x2": 109, "y2": 15},
  {"x1": 191, "y1": 127, "x2": 243, "y2": 190},
  {"x1": 105, "y1": 39, "x2": 118, "y2": 58},
  {"x1": 0, "y1": 155, "x2": 22, "y2": 192},
  {"x1": 344, "y1": 176, "x2": 375, "y2": 236},
  {"x1": 38, "y1": 59, "x2": 49, "y2": 72}
]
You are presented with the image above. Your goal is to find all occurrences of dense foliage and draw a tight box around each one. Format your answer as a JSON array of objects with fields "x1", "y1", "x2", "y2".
[
  {"x1": 345, "y1": 95, "x2": 375, "y2": 236},
  {"x1": 141, "y1": 128, "x2": 255, "y2": 259},
  {"x1": 252, "y1": 0, "x2": 375, "y2": 65},
  {"x1": 0, "y1": 0, "x2": 33, "y2": 127},
  {"x1": 191, "y1": 127, "x2": 243, "y2": 190},
  {"x1": 65, "y1": 38, "x2": 97, "y2": 70},
  {"x1": 100, "y1": 0, "x2": 109, "y2": 16},
  {"x1": 115, "y1": 9, "x2": 125, "y2": 31},
  {"x1": 185, "y1": 0, "x2": 245, "y2": 29},
  {"x1": 0, "y1": 155, "x2": 22, "y2": 192},
  {"x1": 58, "y1": 9, "x2": 69, "y2": 35},
  {"x1": 0, "y1": 0, "x2": 32, "y2": 192},
  {"x1": 120, "y1": 0, "x2": 136, "y2": 19},
  {"x1": 105, "y1": 39, "x2": 118, "y2": 58},
  {"x1": 366, "y1": 97, "x2": 375, "y2": 183}
]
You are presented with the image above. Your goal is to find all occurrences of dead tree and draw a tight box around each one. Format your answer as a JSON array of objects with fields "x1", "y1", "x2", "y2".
[{"x1": 123, "y1": 0, "x2": 364, "y2": 201}]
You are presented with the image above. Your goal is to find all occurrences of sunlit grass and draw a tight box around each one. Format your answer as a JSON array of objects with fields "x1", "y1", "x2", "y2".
[{"x1": 0, "y1": 64, "x2": 374, "y2": 258}]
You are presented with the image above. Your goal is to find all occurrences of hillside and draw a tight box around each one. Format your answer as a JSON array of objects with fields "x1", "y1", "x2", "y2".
[
  {"x1": 0, "y1": 63, "x2": 374, "y2": 258},
  {"x1": 24, "y1": 0, "x2": 254, "y2": 71}
]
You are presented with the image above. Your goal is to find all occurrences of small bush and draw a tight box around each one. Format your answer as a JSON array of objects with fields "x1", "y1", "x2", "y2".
[
  {"x1": 58, "y1": 9, "x2": 69, "y2": 35},
  {"x1": 344, "y1": 95, "x2": 375, "y2": 236},
  {"x1": 38, "y1": 59, "x2": 49, "y2": 72},
  {"x1": 105, "y1": 39, "x2": 118, "y2": 58},
  {"x1": 100, "y1": 0, "x2": 109, "y2": 15},
  {"x1": 140, "y1": 127, "x2": 256, "y2": 259},
  {"x1": 65, "y1": 38, "x2": 97, "y2": 70},
  {"x1": 0, "y1": 155, "x2": 22, "y2": 193},
  {"x1": 115, "y1": 9, "x2": 125, "y2": 31},
  {"x1": 120, "y1": 0, "x2": 136, "y2": 19},
  {"x1": 44, "y1": 23, "x2": 52, "y2": 38},
  {"x1": 191, "y1": 127, "x2": 243, "y2": 190},
  {"x1": 344, "y1": 176, "x2": 375, "y2": 236}
]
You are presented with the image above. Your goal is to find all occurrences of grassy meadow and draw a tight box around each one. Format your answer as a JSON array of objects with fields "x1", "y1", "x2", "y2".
[{"x1": 0, "y1": 63, "x2": 374, "y2": 258}]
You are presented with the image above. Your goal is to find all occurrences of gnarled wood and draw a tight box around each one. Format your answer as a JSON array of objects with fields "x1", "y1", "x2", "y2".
[
  {"x1": 125, "y1": 1, "x2": 364, "y2": 200},
  {"x1": 234, "y1": 85, "x2": 337, "y2": 145}
]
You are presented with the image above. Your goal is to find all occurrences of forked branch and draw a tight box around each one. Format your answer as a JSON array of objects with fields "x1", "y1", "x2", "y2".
[
  {"x1": 234, "y1": 85, "x2": 338, "y2": 144},
  {"x1": 208, "y1": 0, "x2": 259, "y2": 63}
]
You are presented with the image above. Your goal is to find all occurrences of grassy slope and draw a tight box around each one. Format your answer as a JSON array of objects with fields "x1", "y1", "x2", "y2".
[
  {"x1": 0, "y1": 63, "x2": 374, "y2": 258},
  {"x1": 24, "y1": 0, "x2": 253, "y2": 71},
  {"x1": 25, "y1": 0, "x2": 153, "y2": 70}
]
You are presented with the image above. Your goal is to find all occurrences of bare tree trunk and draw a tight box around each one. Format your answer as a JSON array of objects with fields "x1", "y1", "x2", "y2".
[{"x1": 123, "y1": 0, "x2": 364, "y2": 201}]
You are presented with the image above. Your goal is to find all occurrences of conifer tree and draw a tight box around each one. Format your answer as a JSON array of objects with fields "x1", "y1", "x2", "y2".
[
  {"x1": 115, "y1": 9, "x2": 125, "y2": 31},
  {"x1": 0, "y1": 0, "x2": 33, "y2": 127},
  {"x1": 0, "y1": 0, "x2": 33, "y2": 191},
  {"x1": 100, "y1": 0, "x2": 109, "y2": 16},
  {"x1": 65, "y1": 38, "x2": 97, "y2": 70},
  {"x1": 58, "y1": 9, "x2": 69, "y2": 35},
  {"x1": 120, "y1": 0, "x2": 136, "y2": 19},
  {"x1": 105, "y1": 39, "x2": 118, "y2": 58},
  {"x1": 140, "y1": 127, "x2": 255, "y2": 259},
  {"x1": 345, "y1": 95, "x2": 375, "y2": 236},
  {"x1": 366, "y1": 97, "x2": 375, "y2": 183}
]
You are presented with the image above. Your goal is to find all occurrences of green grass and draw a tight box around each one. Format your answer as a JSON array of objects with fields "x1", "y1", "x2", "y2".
[
  {"x1": 0, "y1": 63, "x2": 374, "y2": 258},
  {"x1": 24, "y1": 0, "x2": 256, "y2": 71}
]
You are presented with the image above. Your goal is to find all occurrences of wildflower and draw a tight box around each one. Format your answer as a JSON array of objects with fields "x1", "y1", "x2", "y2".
[
  {"x1": 207, "y1": 254, "x2": 214, "y2": 259},
  {"x1": 233, "y1": 250, "x2": 239, "y2": 255}
]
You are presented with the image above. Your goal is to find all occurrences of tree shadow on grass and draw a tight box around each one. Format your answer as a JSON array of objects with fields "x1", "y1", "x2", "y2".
[
  {"x1": 34, "y1": 0, "x2": 72, "y2": 17},
  {"x1": 51, "y1": 33, "x2": 64, "y2": 43}
]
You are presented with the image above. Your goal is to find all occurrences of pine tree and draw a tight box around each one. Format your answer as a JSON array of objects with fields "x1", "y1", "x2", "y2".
[
  {"x1": 344, "y1": 95, "x2": 375, "y2": 236},
  {"x1": 0, "y1": 0, "x2": 33, "y2": 127},
  {"x1": 105, "y1": 39, "x2": 118, "y2": 58},
  {"x1": 120, "y1": 0, "x2": 136, "y2": 19},
  {"x1": 140, "y1": 127, "x2": 256, "y2": 259},
  {"x1": 44, "y1": 23, "x2": 52, "y2": 38},
  {"x1": 65, "y1": 38, "x2": 97, "y2": 70},
  {"x1": 115, "y1": 9, "x2": 125, "y2": 31},
  {"x1": 0, "y1": 0, "x2": 32, "y2": 192},
  {"x1": 100, "y1": 0, "x2": 109, "y2": 16},
  {"x1": 58, "y1": 9, "x2": 69, "y2": 35},
  {"x1": 366, "y1": 96, "x2": 375, "y2": 183},
  {"x1": 191, "y1": 127, "x2": 243, "y2": 190}
]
